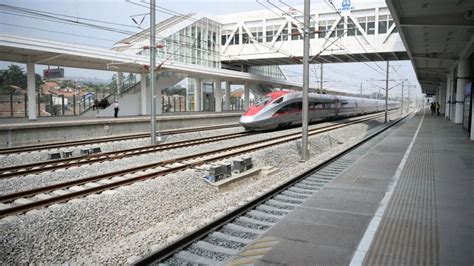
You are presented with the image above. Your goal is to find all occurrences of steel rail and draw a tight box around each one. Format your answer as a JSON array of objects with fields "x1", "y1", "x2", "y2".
[
  {"x1": 0, "y1": 124, "x2": 240, "y2": 155},
  {"x1": 0, "y1": 131, "x2": 253, "y2": 179},
  {"x1": 0, "y1": 111, "x2": 395, "y2": 178},
  {"x1": 0, "y1": 113, "x2": 390, "y2": 218},
  {"x1": 134, "y1": 112, "x2": 411, "y2": 265}
]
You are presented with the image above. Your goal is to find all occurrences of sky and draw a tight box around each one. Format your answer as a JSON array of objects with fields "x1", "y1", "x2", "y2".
[{"x1": 0, "y1": 0, "x2": 421, "y2": 97}]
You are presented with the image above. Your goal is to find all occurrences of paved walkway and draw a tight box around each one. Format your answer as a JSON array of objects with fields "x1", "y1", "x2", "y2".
[
  {"x1": 0, "y1": 111, "x2": 241, "y2": 129},
  {"x1": 238, "y1": 110, "x2": 473, "y2": 265},
  {"x1": 363, "y1": 112, "x2": 474, "y2": 265}
]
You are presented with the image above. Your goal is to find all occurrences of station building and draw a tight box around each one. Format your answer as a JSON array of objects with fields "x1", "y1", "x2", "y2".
[{"x1": 108, "y1": 0, "x2": 407, "y2": 116}]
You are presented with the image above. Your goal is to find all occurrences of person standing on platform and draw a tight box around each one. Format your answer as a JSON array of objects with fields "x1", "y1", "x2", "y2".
[
  {"x1": 436, "y1": 102, "x2": 440, "y2": 116},
  {"x1": 430, "y1": 102, "x2": 435, "y2": 115},
  {"x1": 113, "y1": 99, "x2": 119, "y2": 118},
  {"x1": 92, "y1": 99, "x2": 99, "y2": 111}
]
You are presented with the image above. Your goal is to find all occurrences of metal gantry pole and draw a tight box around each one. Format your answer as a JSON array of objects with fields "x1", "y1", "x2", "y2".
[
  {"x1": 320, "y1": 63, "x2": 323, "y2": 93},
  {"x1": 401, "y1": 80, "x2": 404, "y2": 115},
  {"x1": 385, "y1": 61, "x2": 389, "y2": 123},
  {"x1": 407, "y1": 85, "x2": 411, "y2": 113},
  {"x1": 150, "y1": 0, "x2": 157, "y2": 145},
  {"x1": 301, "y1": 0, "x2": 310, "y2": 161}
]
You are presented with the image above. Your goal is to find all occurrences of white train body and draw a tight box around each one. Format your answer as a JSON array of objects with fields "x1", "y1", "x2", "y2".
[{"x1": 240, "y1": 91, "x2": 400, "y2": 130}]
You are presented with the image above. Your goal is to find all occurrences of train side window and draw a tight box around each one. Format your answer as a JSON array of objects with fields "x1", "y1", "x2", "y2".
[
  {"x1": 276, "y1": 102, "x2": 302, "y2": 114},
  {"x1": 295, "y1": 102, "x2": 302, "y2": 110},
  {"x1": 310, "y1": 102, "x2": 322, "y2": 109},
  {"x1": 273, "y1": 97, "x2": 283, "y2": 104},
  {"x1": 255, "y1": 96, "x2": 272, "y2": 106}
]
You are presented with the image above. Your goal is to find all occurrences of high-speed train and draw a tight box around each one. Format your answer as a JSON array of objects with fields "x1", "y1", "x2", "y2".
[{"x1": 240, "y1": 91, "x2": 400, "y2": 130}]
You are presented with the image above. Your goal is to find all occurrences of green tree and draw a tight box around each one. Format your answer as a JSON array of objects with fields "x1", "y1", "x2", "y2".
[
  {"x1": 0, "y1": 64, "x2": 43, "y2": 94},
  {"x1": 59, "y1": 80, "x2": 75, "y2": 89},
  {"x1": 110, "y1": 74, "x2": 117, "y2": 94}
]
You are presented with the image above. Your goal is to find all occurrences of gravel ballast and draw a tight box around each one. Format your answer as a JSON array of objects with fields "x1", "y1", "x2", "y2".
[
  {"x1": 0, "y1": 125, "x2": 244, "y2": 168},
  {"x1": 0, "y1": 113, "x2": 402, "y2": 264}
]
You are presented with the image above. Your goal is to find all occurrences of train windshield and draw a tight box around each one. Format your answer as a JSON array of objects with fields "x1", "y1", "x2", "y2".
[{"x1": 254, "y1": 96, "x2": 272, "y2": 107}]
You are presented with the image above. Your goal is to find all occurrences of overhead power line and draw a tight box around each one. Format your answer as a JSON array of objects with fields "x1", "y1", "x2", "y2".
[
  {"x1": 323, "y1": 0, "x2": 386, "y2": 73},
  {"x1": 0, "y1": 4, "x2": 140, "y2": 29},
  {"x1": 1, "y1": 4, "x2": 231, "y2": 60},
  {"x1": 0, "y1": 22, "x2": 120, "y2": 46}
]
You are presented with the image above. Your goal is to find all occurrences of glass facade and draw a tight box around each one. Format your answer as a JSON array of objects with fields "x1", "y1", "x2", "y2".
[
  {"x1": 249, "y1": 65, "x2": 286, "y2": 79},
  {"x1": 143, "y1": 17, "x2": 222, "y2": 69},
  {"x1": 378, "y1": 14, "x2": 398, "y2": 34},
  {"x1": 317, "y1": 14, "x2": 397, "y2": 38},
  {"x1": 133, "y1": 8, "x2": 399, "y2": 81}
]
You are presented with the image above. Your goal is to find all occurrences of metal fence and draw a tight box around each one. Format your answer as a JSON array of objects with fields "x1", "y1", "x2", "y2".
[
  {"x1": 183, "y1": 97, "x2": 252, "y2": 112},
  {"x1": 0, "y1": 92, "x2": 102, "y2": 118},
  {"x1": 0, "y1": 94, "x2": 27, "y2": 118},
  {"x1": 0, "y1": 94, "x2": 251, "y2": 118},
  {"x1": 0, "y1": 74, "x2": 262, "y2": 118}
]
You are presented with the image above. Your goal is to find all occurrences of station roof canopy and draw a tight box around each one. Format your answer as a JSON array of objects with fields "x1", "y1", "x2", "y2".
[{"x1": 386, "y1": 0, "x2": 474, "y2": 95}]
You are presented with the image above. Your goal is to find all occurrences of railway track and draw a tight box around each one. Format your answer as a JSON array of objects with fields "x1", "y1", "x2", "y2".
[
  {"x1": 0, "y1": 131, "x2": 254, "y2": 179},
  {"x1": 0, "y1": 111, "x2": 396, "y2": 179},
  {"x1": 133, "y1": 113, "x2": 411, "y2": 265},
  {"x1": 0, "y1": 112, "x2": 392, "y2": 218},
  {"x1": 0, "y1": 124, "x2": 240, "y2": 155}
]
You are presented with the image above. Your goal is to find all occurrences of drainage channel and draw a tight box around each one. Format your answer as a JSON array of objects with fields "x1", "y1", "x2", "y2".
[{"x1": 134, "y1": 113, "x2": 411, "y2": 265}]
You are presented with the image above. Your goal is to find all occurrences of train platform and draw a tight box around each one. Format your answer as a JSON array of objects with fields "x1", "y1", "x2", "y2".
[
  {"x1": 241, "y1": 111, "x2": 473, "y2": 265},
  {"x1": 0, "y1": 112, "x2": 242, "y2": 147}
]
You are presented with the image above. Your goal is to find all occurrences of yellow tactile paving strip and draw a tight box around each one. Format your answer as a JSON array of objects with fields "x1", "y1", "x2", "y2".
[{"x1": 364, "y1": 117, "x2": 439, "y2": 265}]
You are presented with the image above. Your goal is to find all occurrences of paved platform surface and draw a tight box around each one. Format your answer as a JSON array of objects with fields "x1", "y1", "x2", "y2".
[
  {"x1": 0, "y1": 111, "x2": 242, "y2": 129},
  {"x1": 249, "y1": 111, "x2": 473, "y2": 265},
  {"x1": 0, "y1": 111, "x2": 243, "y2": 147}
]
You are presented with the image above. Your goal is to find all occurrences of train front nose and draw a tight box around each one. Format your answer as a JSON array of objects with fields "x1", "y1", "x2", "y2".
[
  {"x1": 239, "y1": 104, "x2": 263, "y2": 129},
  {"x1": 240, "y1": 113, "x2": 278, "y2": 130},
  {"x1": 239, "y1": 115, "x2": 259, "y2": 130}
]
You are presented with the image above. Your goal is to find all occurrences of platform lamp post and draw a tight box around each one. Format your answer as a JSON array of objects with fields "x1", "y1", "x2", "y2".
[
  {"x1": 401, "y1": 80, "x2": 404, "y2": 115},
  {"x1": 150, "y1": 0, "x2": 157, "y2": 145},
  {"x1": 301, "y1": 0, "x2": 310, "y2": 161},
  {"x1": 385, "y1": 61, "x2": 389, "y2": 123}
]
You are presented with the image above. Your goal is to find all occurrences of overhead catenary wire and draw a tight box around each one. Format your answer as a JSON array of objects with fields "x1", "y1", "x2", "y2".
[
  {"x1": 0, "y1": 5, "x2": 232, "y2": 60},
  {"x1": 2, "y1": 21, "x2": 208, "y2": 74},
  {"x1": 255, "y1": 0, "x2": 384, "y2": 92},
  {"x1": 265, "y1": 0, "x2": 305, "y2": 26},
  {"x1": 0, "y1": 22, "x2": 123, "y2": 45},
  {"x1": 0, "y1": 4, "x2": 141, "y2": 29},
  {"x1": 125, "y1": 0, "x2": 252, "y2": 60},
  {"x1": 135, "y1": 0, "x2": 299, "y2": 64},
  {"x1": 256, "y1": 0, "x2": 326, "y2": 86},
  {"x1": 323, "y1": 0, "x2": 386, "y2": 73},
  {"x1": 267, "y1": 0, "x2": 385, "y2": 78},
  {"x1": 3, "y1": 0, "x2": 397, "y2": 86},
  {"x1": 274, "y1": 0, "x2": 382, "y2": 88},
  {"x1": 0, "y1": 10, "x2": 136, "y2": 36}
]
